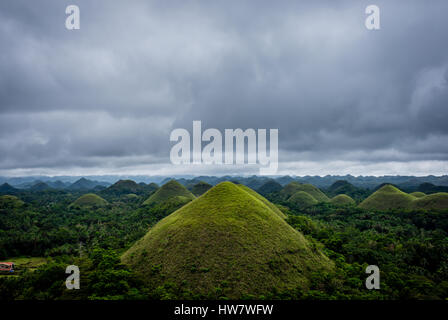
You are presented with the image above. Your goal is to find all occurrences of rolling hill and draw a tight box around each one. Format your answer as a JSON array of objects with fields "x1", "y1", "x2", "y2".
[
  {"x1": 30, "y1": 181, "x2": 52, "y2": 191},
  {"x1": 288, "y1": 191, "x2": 318, "y2": 208},
  {"x1": 101, "y1": 179, "x2": 157, "y2": 197},
  {"x1": 295, "y1": 184, "x2": 330, "y2": 202},
  {"x1": 122, "y1": 182, "x2": 332, "y2": 299},
  {"x1": 413, "y1": 193, "x2": 448, "y2": 210},
  {"x1": 0, "y1": 183, "x2": 19, "y2": 194},
  {"x1": 190, "y1": 181, "x2": 213, "y2": 197},
  {"x1": 279, "y1": 182, "x2": 304, "y2": 199},
  {"x1": 327, "y1": 180, "x2": 369, "y2": 200},
  {"x1": 257, "y1": 179, "x2": 283, "y2": 195},
  {"x1": 108, "y1": 180, "x2": 143, "y2": 192},
  {"x1": 143, "y1": 180, "x2": 195, "y2": 206},
  {"x1": 410, "y1": 192, "x2": 426, "y2": 198},
  {"x1": 330, "y1": 194, "x2": 356, "y2": 206},
  {"x1": 279, "y1": 182, "x2": 329, "y2": 202},
  {"x1": 327, "y1": 180, "x2": 356, "y2": 195},
  {"x1": 67, "y1": 178, "x2": 109, "y2": 191},
  {"x1": 359, "y1": 185, "x2": 415, "y2": 211},
  {"x1": 69, "y1": 193, "x2": 108, "y2": 208}
]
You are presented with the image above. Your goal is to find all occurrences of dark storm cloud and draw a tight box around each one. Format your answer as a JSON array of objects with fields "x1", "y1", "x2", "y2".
[{"x1": 0, "y1": 0, "x2": 447, "y2": 175}]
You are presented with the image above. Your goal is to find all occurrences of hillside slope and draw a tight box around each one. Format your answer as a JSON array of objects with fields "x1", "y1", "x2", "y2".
[
  {"x1": 143, "y1": 180, "x2": 195, "y2": 206},
  {"x1": 190, "y1": 181, "x2": 213, "y2": 197},
  {"x1": 359, "y1": 185, "x2": 415, "y2": 210},
  {"x1": 70, "y1": 193, "x2": 108, "y2": 208},
  {"x1": 330, "y1": 194, "x2": 356, "y2": 206},
  {"x1": 122, "y1": 182, "x2": 332, "y2": 298},
  {"x1": 413, "y1": 193, "x2": 448, "y2": 210},
  {"x1": 288, "y1": 191, "x2": 318, "y2": 208}
]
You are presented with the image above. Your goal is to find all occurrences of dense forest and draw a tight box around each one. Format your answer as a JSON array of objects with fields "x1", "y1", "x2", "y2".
[{"x1": 1, "y1": 178, "x2": 448, "y2": 300}]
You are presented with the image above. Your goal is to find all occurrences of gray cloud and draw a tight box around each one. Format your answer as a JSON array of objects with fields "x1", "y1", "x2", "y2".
[{"x1": 0, "y1": 0, "x2": 447, "y2": 176}]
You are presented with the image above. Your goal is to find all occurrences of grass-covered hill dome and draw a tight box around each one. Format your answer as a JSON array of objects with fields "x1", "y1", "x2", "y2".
[
  {"x1": 257, "y1": 179, "x2": 283, "y2": 195},
  {"x1": 280, "y1": 182, "x2": 329, "y2": 202},
  {"x1": 70, "y1": 193, "x2": 108, "y2": 208},
  {"x1": 279, "y1": 182, "x2": 303, "y2": 199},
  {"x1": 236, "y1": 184, "x2": 286, "y2": 219},
  {"x1": 294, "y1": 184, "x2": 329, "y2": 202},
  {"x1": 190, "y1": 181, "x2": 213, "y2": 197},
  {"x1": 122, "y1": 182, "x2": 332, "y2": 299},
  {"x1": 330, "y1": 194, "x2": 356, "y2": 206},
  {"x1": 410, "y1": 192, "x2": 426, "y2": 198},
  {"x1": 108, "y1": 180, "x2": 142, "y2": 192},
  {"x1": 288, "y1": 191, "x2": 318, "y2": 208},
  {"x1": 358, "y1": 185, "x2": 415, "y2": 211},
  {"x1": 143, "y1": 180, "x2": 195, "y2": 206},
  {"x1": 102, "y1": 179, "x2": 158, "y2": 197},
  {"x1": 413, "y1": 193, "x2": 448, "y2": 210}
]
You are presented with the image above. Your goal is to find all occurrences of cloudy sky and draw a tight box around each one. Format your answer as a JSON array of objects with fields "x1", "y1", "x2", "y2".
[{"x1": 0, "y1": 0, "x2": 447, "y2": 177}]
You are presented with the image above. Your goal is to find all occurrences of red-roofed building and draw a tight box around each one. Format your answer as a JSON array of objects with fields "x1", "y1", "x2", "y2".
[{"x1": 0, "y1": 262, "x2": 15, "y2": 273}]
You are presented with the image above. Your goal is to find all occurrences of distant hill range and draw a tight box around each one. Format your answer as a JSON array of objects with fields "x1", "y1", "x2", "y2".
[
  {"x1": 0, "y1": 183, "x2": 19, "y2": 194},
  {"x1": 67, "y1": 178, "x2": 110, "y2": 190},
  {"x1": 1, "y1": 175, "x2": 448, "y2": 194},
  {"x1": 359, "y1": 184, "x2": 448, "y2": 211},
  {"x1": 156, "y1": 175, "x2": 448, "y2": 191},
  {"x1": 100, "y1": 180, "x2": 158, "y2": 198}
]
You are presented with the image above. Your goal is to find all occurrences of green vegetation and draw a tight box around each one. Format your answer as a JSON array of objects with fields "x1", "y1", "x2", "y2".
[
  {"x1": 257, "y1": 179, "x2": 283, "y2": 195},
  {"x1": 0, "y1": 195, "x2": 24, "y2": 209},
  {"x1": 69, "y1": 193, "x2": 108, "y2": 208},
  {"x1": 330, "y1": 194, "x2": 356, "y2": 206},
  {"x1": 295, "y1": 184, "x2": 329, "y2": 202},
  {"x1": 190, "y1": 181, "x2": 212, "y2": 196},
  {"x1": 279, "y1": 182, "x2": 303, "y2": 199},
  {"x1": 410, "y1": 192, "x2": 426, "y2": 198},
  {"x1": 0, "y1": 183, "x2": 19, "y2": 193},
  {"x1": 359, "y1": 185, "x2": 416, "y2": 211},
  {"x1": 359, "y1": 185, "x2": 448, "y2": 211},
  {"x1": 122, "y1": 182, "x2": 332, "y2": 299},
  {"x1": 413, "y1": 193, "x2": 448, "y2": 210},
  {"x1": 143, "y1": 180, "x2": 195, "y2": 206},
  {"x1": 288, "y1": 191, "x2": 318, "y2": 208},
  {"x1": 236, "y1": 184, "x2": 286, "y2": 219},
  {"x1": 1, "y1": 178, "x2": 448, "y2": 300},
  {"x1": 280, "y1": 182, "x2": 329, "y2": 202},
  {"x1": 326, "y1": 180, "x2": 370, "y2": 201},
  {"x1": 101, "y1": 180, "x2": 158, "y2": 199},
  {"x1": 10, "y1": 257, "x2": 47, "y2": 272}
]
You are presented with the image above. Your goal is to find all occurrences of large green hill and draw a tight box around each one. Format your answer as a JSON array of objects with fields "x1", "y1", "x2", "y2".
[
  {"x1": 143, "y1": 180, "x2": 195, "y2": 206},
  {"x1": 107, "y1": 180, "x2": 142, "y2": 192},
  {"x1": 279, "y1": 182, "x2": 303, "y2": 199},
  {"x1": 295, "y1": 184, "x2": 329, "y2": 202},
  {"x1": 280, "y1": 183, "x2": 329, "y2": 202},
  {"x1": 413, "y1": 193, "x2": 448, "y2": 210},
  {"x1": 327, "y1": 180, "x2": 369, "y2": 200},
  {"x1": 359, "y1": 185, "x2": 415, "y2": 210},
  {"x1": 330, "y1": 194, "x2": 356, "y2": 206},
  {"x1": 102, "y1": 180, "x2": 159, "y2": 198},
  {"x1": 257, "y1": 179, "x2": 283, "y2": 195},
  {"x1": 122, "y1": 182, "x2": 332, "y2": 299},
  {"x1": 410, "y1": 192, "x2": 426, "y2": 198},
  {"x1": 288, "y1": 191, "x2": 318, "y2": 208},
  {"x1": 359, "y1": 185, "x2": 448, "y2": 211},
  {"x1": 70, "y1": 193, "x2": 108, "y2": 208}
]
